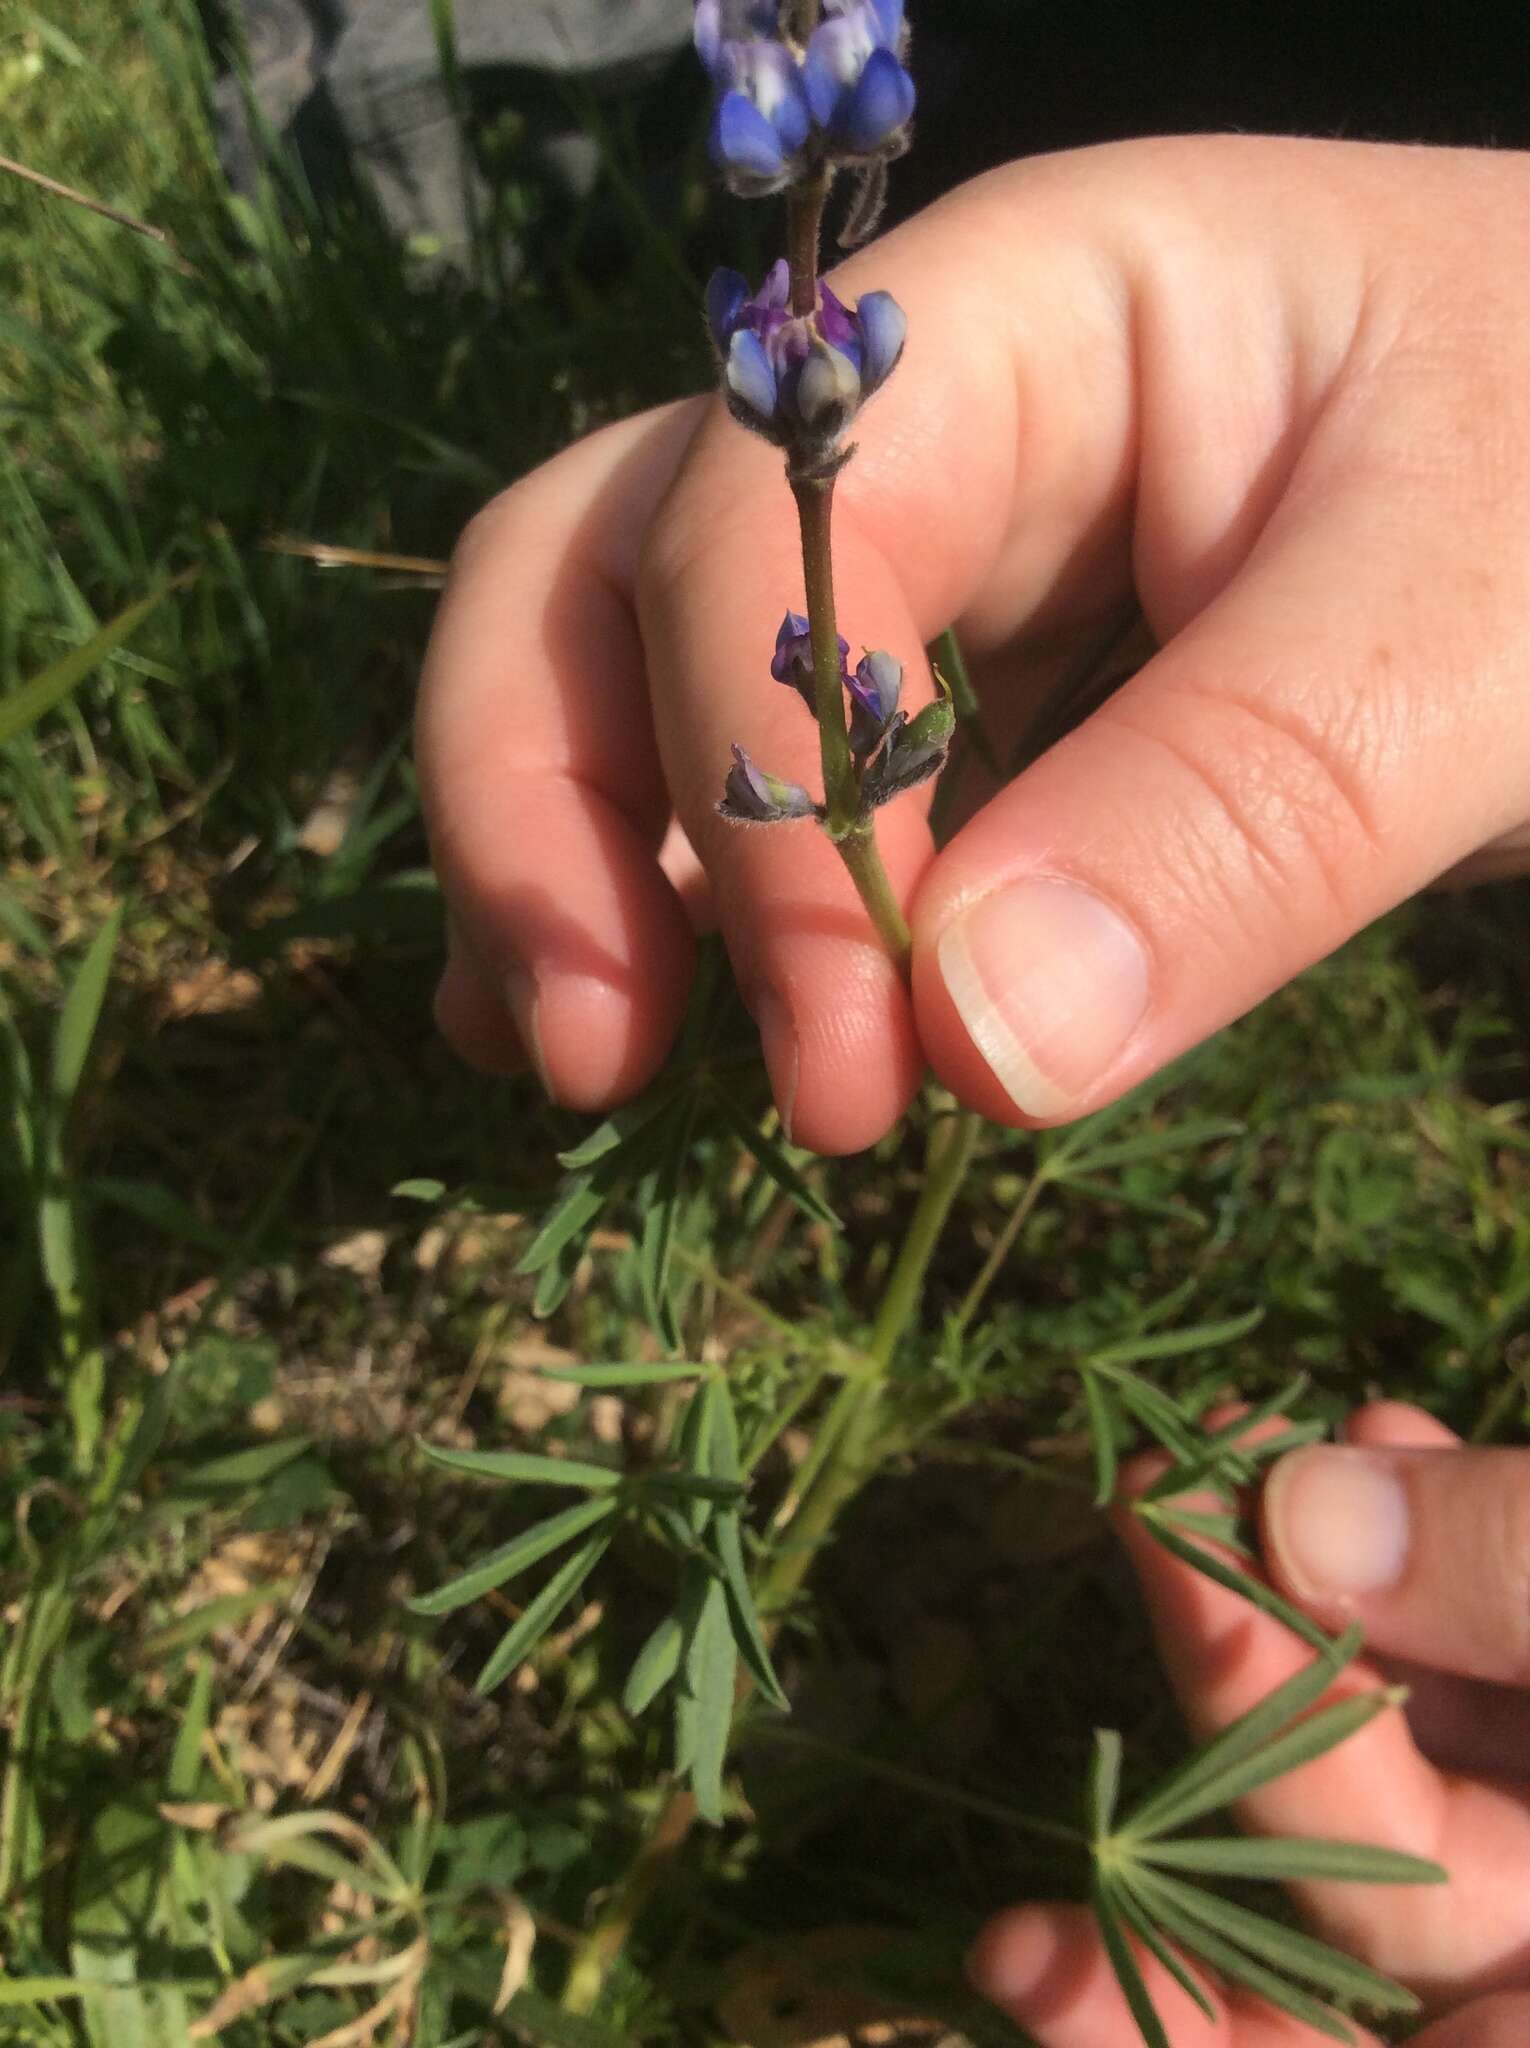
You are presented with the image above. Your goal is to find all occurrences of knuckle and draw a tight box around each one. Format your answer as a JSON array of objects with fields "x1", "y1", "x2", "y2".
[{"x1": 1103, "y1": 679, "x2": 1388, "y2": 937}]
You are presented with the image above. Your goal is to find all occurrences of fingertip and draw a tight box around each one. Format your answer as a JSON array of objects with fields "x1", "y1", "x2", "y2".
[
  {"x1": 434, "y1": 947, "x2": 530, "y2": 1080},
  {"x1": 966, "y1": 1904, "x2": 1088, "y2": 2020},
  {"x1": 521, "y1": 963, "x2": 689, "y2": 1114},
  {"x1": 1343, "y1": 1400, "x2": 1461, "y2": 1450},
  {"x1": 758, "y1": 949, "x2": 924, "y2": 1155}
]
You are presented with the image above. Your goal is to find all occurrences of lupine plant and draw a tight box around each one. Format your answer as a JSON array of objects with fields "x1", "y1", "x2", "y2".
[{"x1": 408, "y1": 6, "x2": 1447, "y2": 2042}]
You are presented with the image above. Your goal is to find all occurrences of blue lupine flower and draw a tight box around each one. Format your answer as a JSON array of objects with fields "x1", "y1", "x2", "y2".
[
  {"x1": 847, "y1": 648, "x2": 902, "y2": 755},
  {"x1": 708, "y1": 259, "x2": 907, "y2": 464},
  {"x1": 719, "y1": 744, "x2": 818, "y2": 823},
  {"x1": 771, "y1": 609, "x2": 850, "y2": 711},
  {"x1": 695, "y1": 0, "x2": 812, "y2": 193},
  {"x1": 803, "y1": 0, "x2": 914, "y2": 158}
]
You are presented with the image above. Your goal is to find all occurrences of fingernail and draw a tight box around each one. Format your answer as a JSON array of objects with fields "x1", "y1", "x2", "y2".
[
  {"x1": 503, "y1": 963, "x2": 553, "y2": 1097},
  {"x1": 936, "y1": 878, "x2": 1150, "y2": 1118},
  {"x1": 1266, "y1": 1447, "x2": 1410, "y2": 1602},
  {"x1": 751, "y1": 986, "x2": 799, "y2": 1144}
]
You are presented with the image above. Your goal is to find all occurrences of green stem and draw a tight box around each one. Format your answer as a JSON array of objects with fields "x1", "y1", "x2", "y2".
[
  {"x1": 951, "y1": 1156, "x2": 1049, "y2": 1337},
  {"x1": 759, "y1": 1106, "x2": 982, "y2": 1616},
  {"x1": 836, "y1": 823, "x2": 911, "y2": 965}
]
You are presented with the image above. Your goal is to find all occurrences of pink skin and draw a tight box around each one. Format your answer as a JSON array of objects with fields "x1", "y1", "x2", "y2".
[
  {"x1": 418, "y1": 135, "x2": 1530, "y2": 1151},
  {"x1": 968, "y1": 1403, "x2": 1530, "y2": 2047}
]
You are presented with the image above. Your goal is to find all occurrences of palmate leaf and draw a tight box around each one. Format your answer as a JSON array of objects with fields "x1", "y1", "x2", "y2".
[
  {"x1": 408, "y1": 1495, "x2": 619, "y2": 1617},
  {"x1": 1127, "y1": 1865, "x2": 1422, "y2": 2013},
  {"x1": 475, "y1": 1530, "x2": 612, "y2": 1694}
]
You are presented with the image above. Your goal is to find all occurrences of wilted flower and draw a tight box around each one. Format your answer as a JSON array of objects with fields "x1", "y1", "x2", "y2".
[
  {"x1": 846, "y1": 648, "x2": 902, "y2": 755},
  {"x1": 707, "y1": 259, "x2": 907, "y2": 467},
  {"x1": 694, "y1": 0, "x2": 811, "y2": 194},
  {"x1": 770, "y1": 609, "x2": 849, "y2": 710},
  {"x1": 803, "y1": 0, "x2": 915, "y2": 158},
  {"x1": 719, "y1": 743, "x2": 819, "y2": 823}
]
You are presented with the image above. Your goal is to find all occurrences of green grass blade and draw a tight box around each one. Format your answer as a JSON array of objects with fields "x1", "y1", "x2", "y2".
[
  {"x1": 1122, "y1": 1629, "x2": 1361, "y2": 1837},
  {"x1": 1091, "y1": 1876, "x2": 1171, "y2": 2048},
  {"x1": 1062, "y1": 1119, "x2": 1246, "y2": 1175},
  {"x1": 1130, "y1": 1867, "x2": 1421, "y2": 2011},
  {"x1": 409, "y1": 1496, "x2": 619, "y2": 1617},
  {"x1": 1138, "y1": 1837, "x2": 1446, "y2": 1885},
  {"x1": 51, "y1": 908, "x2": 121, "y2": 1107},
  {"x1": 475, "y1": 1531, "x2": 612, "y2": 1694},
  {"x1": 0, "y1": 573, "x2": 191, "y2": 749},
  {"x1": 417, "y1": 1443, "x2": 622, "y2": 1490},
  {"x1": 556, "y1": 1093, "x2": 675, "y2": 1171}
]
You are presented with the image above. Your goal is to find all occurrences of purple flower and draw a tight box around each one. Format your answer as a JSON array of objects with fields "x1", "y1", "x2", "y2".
[
  {"x1": 803, "y1": 0, "x2": 914, "y2": 158},
  {"x1": 707, "y1": 259, "x2": 907, "y2": 464},
  {"x1": 771, "y1": 609, "x2": 850, "y2": 711},
  {"x1": 719, "y1": 744, "x2": 818, "y2": 824},
  {"x1": 695, "y1": 0, "x2": 812, "y2": 194},
  {"x1": 847, "y1": 648, "x2": 902, "y2": 754}
]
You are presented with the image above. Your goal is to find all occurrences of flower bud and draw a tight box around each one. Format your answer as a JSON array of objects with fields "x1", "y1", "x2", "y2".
[
  {"x1": 719, "y1": 744, "x2": 819, "y2": 824},
  {"x1": 847, "y1": 648, "x2": 902, "y2": 755},
  {"x1": 864, "y1": 697, "x2": 955, "y2": 807},
  {"x1": 771, "y1": 610, "x2": 849, "y2": 712}
]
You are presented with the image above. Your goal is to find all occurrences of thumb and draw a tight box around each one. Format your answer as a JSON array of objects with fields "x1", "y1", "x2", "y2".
[
  {"x1": 1260, "y1": 1440, "x2": 1530, "y2": 1686},
  {"x1": 910, "y1": 398, "x2": 1530, "y2": 1129},
  {"x1": 1413, "y1": 1996, "x2": 1530, "y2": 2048}
]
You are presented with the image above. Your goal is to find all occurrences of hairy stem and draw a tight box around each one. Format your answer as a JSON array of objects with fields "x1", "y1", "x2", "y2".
[
  {"x1": 561, "y1": 1788, "x2": 698, "y2": 2014},
  {"x1": 951, "y1": 1155, "x2": 1048, "y2": 1336},
  {"x1": 786, "y1": 165, "x2": 831, "y2": 316}
]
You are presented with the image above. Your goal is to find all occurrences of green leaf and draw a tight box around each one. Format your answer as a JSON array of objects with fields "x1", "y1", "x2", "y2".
[
  {"x1": 392, "y1": 1177, "x2": 447, "y2": 1202},
  {"x1": 1092, "y1": 1308, "x2": 1263, "y2": 1369},
  {"x1": 409, "y1": 1496, "x2": 620, "y2": 1617},
  {"x1": 84, "y1": 1175, "x2": 241, "y2": 1255},
  {"x1": 1129, "y1": 1867, "x2": 1421, "y2": 2011},
  {"x1": 1136, "y1": 1512, "x2": 1335, "y2": 1655},
  {"x1": 623, "y1": 1613, "x2": 685, "y2": 1716},
  {"x1": 639, "y1": 1094, "x2": 696, "y2": 1350},
  {"x1": 1090, "y1": 1361, "x2": 1200, "y2": 1460},
  {"x1": 699, "y1": 1378, "x2": 784, "y2": 1704},
  {"x1": 676, "y1": 1381, "x2": 720, "y2": 1538},
  {"x1": 516, "y1": 1172, "x2": 604, "y2": 1277},
  {"x1": 1127, "y1": 1878, "x2": 1357, "y2": 2042},
  {"x1": 676, "y1": 1572, "x2": 737, "y2": 1826},
  {"x1": 475, "y1": 1531, "x2": 612, "y2": 1694},
  {"x1": 539, "y1": 1361, "x2": 704, "y2": 1387},
  {"x1": 556, "y1": 1091, "x2": 676, "y2": 1171},
  {"x1": 1091, "y1": 1876, "x2": 1171, "y2": 2048},
  {"x1": 1066, "y1": 1118, "x2": 1246, "y2": 1173},
  {"x1": 1138, "y1": 1837, "x2": 1445, "y2": 1886},
  {"x1": 499, "y1": 1985, "x2": 632, "y2": 2048},
  {"x1": 647, "y1": 1472, "x2": 747, "y2": 1504},
  {"x1": 417, "y1": 1442, "x2": 622, "y2": 1490},
  {"x1": 0, "y1": 573, "x2": 192, "y2": 750},
  {"x1": 1081, "y1": 1369, "x2": 1118, "y2": 1507},
  {"x1": 1108, "y1": 1875, "x2": 1217, "y2": 2023},
  {"x1": 1087, "y1": 1729, "x2": 1122, "y2": 1839},
  {"x1": 177, "y1": 1436, "x2": 315, "y2": 1488},
  {"x1": 1123, "y1": 1629, "x2": 1362, "y2": 1837},
  {"x1": 715, "y1": 1095, "x2": 840, "y2": 1228},
  {"x1": 1130, "y1": 1689, "x2": 1402, "y2": 1841}
]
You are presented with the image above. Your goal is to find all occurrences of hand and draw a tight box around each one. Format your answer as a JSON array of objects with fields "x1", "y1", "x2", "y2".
[
  {"x1": 967, "y1": 1401, "x2": 1530, "y2": 2046},
  {"x1": 417, "y1": 137, "x2": 1530, "y2": 1151}
]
